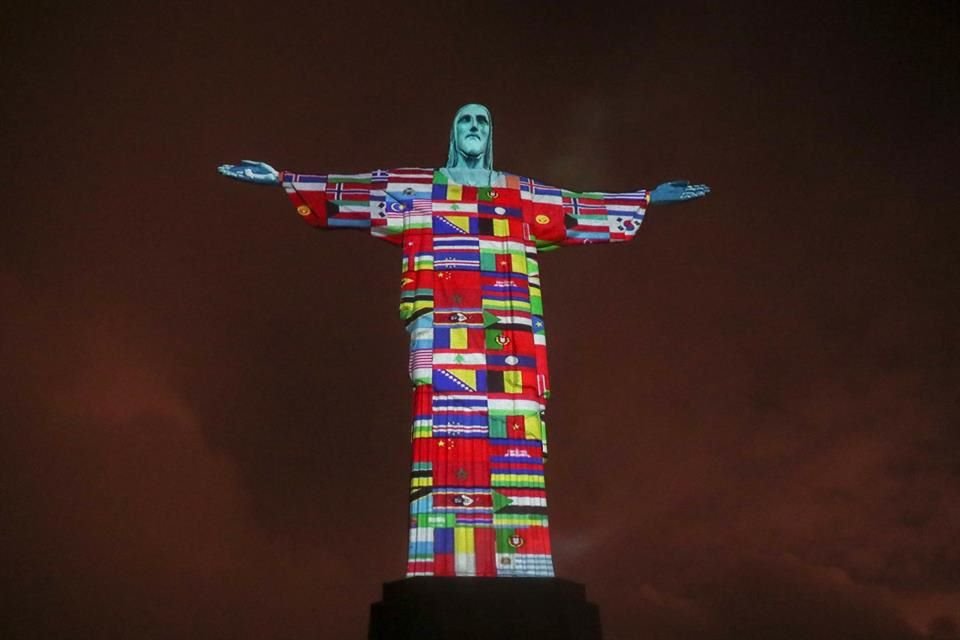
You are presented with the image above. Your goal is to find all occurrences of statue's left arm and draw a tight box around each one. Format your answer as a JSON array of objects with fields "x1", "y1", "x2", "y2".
[
  {"x1": 525, "y1": 178, "x2": 709, "y2": 251},
  {"x1": 648, "y1": 180, "x2": 711, "y2": 205}
]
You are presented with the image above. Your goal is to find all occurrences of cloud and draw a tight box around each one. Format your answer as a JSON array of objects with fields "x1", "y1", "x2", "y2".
[
  {"x1": 584, "y1": 552, "x2": 926, "y2": 640},
  {"x1": 0, "y1": 276, "x2": 357, "y2": 638}
]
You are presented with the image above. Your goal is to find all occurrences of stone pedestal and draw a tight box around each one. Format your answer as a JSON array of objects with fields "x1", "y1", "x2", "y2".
[{"x1": 368, "y1": 577, "x2": 602, "y2": 640}]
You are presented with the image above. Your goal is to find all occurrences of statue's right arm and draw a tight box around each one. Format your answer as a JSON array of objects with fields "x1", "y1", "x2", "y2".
[
  {"x1": 217, "y1": 160, "x2": 280, "y2": 185},
  {"x1": 219, "y1": 162, "x2": 403, "y2": 244}
]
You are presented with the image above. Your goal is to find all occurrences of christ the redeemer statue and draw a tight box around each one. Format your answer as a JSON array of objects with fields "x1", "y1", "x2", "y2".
[{"x1": 219, "y1": 104, "x2": 709, "y2": 579}]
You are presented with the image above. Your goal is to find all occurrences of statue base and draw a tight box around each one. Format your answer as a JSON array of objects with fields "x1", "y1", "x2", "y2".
[{"x1": 368, "y1": 577, "x2": 602, "y2": 639}]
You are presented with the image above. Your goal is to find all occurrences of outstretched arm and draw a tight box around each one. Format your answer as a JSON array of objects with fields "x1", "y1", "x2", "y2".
[
  {"x1": 648, "y1": 180, "x2": 711, "y2": 205},
  {"x1": 218, "y1": 160, "x2": 402, "y2": 244},
  {"x1": 217, "y1": 160, "x2": 280, "y2": 185},
  {"x1": 526, "y1": 178, "x2": 710, "y2": 250},
  {"x1": 524, "y1": 179, "x2": 649, "y2": 250}
]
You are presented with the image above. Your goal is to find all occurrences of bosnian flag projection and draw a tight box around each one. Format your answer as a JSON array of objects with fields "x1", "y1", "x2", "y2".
[{"x1": 282, "y1": 168, "x2": 647, "y2": 577}]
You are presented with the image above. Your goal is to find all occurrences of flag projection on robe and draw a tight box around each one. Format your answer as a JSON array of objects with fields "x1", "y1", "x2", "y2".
[{"x1": 282, "y1": 168, "x2": 648, "y2": 577}]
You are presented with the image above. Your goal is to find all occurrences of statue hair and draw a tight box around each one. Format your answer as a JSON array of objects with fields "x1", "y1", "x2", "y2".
[{"x1": 445, "y1": 104, "x2": 494, "y2": 169}]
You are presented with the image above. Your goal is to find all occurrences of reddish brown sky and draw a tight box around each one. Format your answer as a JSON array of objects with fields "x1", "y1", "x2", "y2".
[{"x1": 2, "y1": 2, "x2": 958, "y2": 638}]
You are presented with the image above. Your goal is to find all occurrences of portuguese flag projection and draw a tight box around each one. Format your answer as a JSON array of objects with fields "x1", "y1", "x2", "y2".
[{"x1": 282, "y1": 167, "x2": 648, "y2": 577}]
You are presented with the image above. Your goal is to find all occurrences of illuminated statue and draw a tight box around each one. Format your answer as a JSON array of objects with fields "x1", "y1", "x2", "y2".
[{"x1": 219, "y1": 104, "x2": 709, "y2": 578}]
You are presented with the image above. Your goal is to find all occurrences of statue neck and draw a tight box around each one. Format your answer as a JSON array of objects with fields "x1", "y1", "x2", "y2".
[
  {"x1": 452, "y1": 152, "x2": 485, "y2": 170},
  {"x1": 440, "y1": 167, "x2": 504, "y2": 187}
]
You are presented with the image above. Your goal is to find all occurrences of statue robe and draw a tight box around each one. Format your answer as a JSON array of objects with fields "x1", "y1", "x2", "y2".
[{"x1": 281, "y1": 168, "x2": 648, "y2": 577}]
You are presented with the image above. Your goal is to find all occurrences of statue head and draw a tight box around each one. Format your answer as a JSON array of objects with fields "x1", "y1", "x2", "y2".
[{"x1": 446, "y1": 103, "x2": 493, "y2": 170}]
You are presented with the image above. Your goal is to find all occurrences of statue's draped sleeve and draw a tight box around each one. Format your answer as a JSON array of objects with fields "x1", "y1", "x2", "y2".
[
  {"x1": 280, "y1": 169, "x2": 403, "y2": 245},
  {"x1": 521, "y1": 177, "x2": 649, "y2": 251}
]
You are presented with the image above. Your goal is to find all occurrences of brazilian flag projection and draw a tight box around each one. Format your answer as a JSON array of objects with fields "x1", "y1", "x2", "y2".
[{"x1": 283, "y1": 168, "x2": 648, "y2": 577}]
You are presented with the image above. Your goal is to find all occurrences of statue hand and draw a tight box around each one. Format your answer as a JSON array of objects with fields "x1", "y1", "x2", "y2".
[
  {"x1": 649, "y1": 180, "x2": 711, "y2": 205},
  {"x1": 217, "y1": 160, "x2": 280, "y2": 185}
]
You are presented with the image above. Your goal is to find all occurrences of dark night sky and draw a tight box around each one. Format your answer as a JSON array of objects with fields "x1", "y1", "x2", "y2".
[{"x1": 2, "y1": 2, "x2": 959, "y2": 638}]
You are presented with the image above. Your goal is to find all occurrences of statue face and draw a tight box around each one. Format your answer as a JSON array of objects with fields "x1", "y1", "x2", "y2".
[{"x1": 454, "y1": 104, "x2": 491, "y2": 159}]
